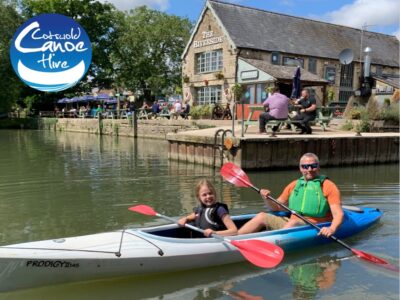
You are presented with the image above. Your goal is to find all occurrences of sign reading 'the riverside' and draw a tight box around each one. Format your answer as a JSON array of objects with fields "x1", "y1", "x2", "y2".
[
  {"x1": 193, "y1": 31, "x2": 223, "y2": 48},
  {"x1": 10, "y1": 13, "x2": 92, "y2": 92}
]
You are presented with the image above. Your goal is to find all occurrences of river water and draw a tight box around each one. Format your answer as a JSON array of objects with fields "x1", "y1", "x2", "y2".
[{"x1": 0, "y1": 130, "x2": 398, "y2": 299}]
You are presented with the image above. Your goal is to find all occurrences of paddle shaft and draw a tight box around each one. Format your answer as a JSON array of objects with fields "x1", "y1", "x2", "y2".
[
  {"x1": 155, "y1": 213, "x2": 228, "y2": 242},
  {"x1": 248, "y1": 184, "x2": 353, "y2": 252}
]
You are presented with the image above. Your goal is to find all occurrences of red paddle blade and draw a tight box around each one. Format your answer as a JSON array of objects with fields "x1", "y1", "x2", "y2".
[
  {"x1": 220, "y1": 163, "x2": 254, "y2": 188},
  {"x1": 230, "y1": 239, "x2": 284, "y2": 268},
  {"x1": 128, "y1": 205, "x2": 157, "y2": 216},
  {"x1": 352, "y1": 249, "x2": 399, "y2": 272}
]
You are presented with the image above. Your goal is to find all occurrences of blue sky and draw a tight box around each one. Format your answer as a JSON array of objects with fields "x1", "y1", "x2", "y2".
[{"x1": 101, "y1": 0, "x2": 400, "y2": 37}]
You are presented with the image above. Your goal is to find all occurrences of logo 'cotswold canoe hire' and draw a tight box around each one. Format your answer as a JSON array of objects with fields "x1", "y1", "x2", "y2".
[{"x1": 10, "y1": 13, "x2": 92, "y2": 92}]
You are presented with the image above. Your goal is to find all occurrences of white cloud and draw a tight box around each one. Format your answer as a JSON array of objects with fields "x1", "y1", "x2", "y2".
[
  {"x1": 100, "y1": 0, "x2": 169, "y2": 12},
  {"x1": 325, "y1": 0, "x2": 400, "y2": 29}
]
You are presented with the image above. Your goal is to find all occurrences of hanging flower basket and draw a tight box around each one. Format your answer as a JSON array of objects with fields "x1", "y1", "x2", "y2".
[{"x1": 215, "y1": 72, "x2": 224, "y2": 80}]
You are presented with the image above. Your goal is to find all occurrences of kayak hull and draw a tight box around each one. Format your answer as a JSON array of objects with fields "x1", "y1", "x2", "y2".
[{"x1": 0, "y1": 207, "x2": 382, "y2": 291}]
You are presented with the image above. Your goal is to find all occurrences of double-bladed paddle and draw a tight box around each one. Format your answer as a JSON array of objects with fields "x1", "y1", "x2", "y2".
[
  {"x1": 129, "y1": 204, "x2": 284, "y2": 269},
  {"x1": 220, "y1": 162, "x2": 398, "y2": 272}
]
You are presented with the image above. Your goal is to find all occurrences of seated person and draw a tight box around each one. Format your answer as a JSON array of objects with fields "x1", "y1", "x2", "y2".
[
  {"x1": 151, "y1": 100, "x2": 161, "y2": 115},
  {"x1": 170, "y1": 100, "x2": 182, "y2": 119},
  {"x1": 178, "y1": 179, "x2": 237, "y2": 237},
  {"x1": 223, "y1": 103, "x2": 232, "y2": 120},
  {"x1": 259, "y1": 86, "x2": 289, "y2": 133},
  {"x1": 180, "y1": 101, "x2": 190, "y2": 119},
  {"x1": 293, "y1": 89, "x2": 317, "y2": 134},
  {"x1": 238, "y1": 153, "x2": 344, "y2": 238}
]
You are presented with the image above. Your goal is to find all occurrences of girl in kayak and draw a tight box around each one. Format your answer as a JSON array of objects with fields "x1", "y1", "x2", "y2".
[{"x1": 178, "y1": 179, "x2": 237, "y2": 237}]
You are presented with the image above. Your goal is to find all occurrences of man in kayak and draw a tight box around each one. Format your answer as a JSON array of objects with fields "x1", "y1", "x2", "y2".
[
  {"x1": 238, "y1": 153, "x2": 344, "y2": 237},
  {"x1": 178, "y1": 179, "x2": 238, "y2": 237}
]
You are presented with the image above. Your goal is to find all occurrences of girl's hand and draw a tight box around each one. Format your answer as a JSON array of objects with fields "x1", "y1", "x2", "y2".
[
  {"x1": 259, "y1": 189, "x2": 271, "y2": 199},
  {"x1": 203, "y1": 229, "x2": 214, "y2": 237},
  {"x1": 177, "y1": 217, "x2": 187, "y2": 227}
]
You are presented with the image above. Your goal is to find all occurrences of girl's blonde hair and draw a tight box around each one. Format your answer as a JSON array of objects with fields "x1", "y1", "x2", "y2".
[{"x1": 195, "y1": 179, "x2": 217, "y2": 201}]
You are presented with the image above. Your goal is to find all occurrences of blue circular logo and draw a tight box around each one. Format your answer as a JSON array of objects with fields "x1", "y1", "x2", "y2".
[{"x1": 10, "y1": 13, "x2": 92, "y2": 92}]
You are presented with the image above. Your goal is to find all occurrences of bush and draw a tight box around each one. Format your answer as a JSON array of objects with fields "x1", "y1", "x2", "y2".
[
  {"x1": 341, "y1": 121, "x2": 354, "y2": 131},
  {"x1": 366, "y1": 98, "x2": 380, "y2": 120},
  {"x1": 355, "y1": 119, "x2": 371, "y2": 132},
  {"x1": 379, "y1": 103, "x2": 399, "y2": 125},
  {"x1": 190, "y1": 104, "x2": 213, "y2": 119}
]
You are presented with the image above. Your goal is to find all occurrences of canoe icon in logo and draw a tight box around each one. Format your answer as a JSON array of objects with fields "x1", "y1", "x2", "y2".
[{"x1": 10, "y1": 13, "x2": 92, "y2": 92}]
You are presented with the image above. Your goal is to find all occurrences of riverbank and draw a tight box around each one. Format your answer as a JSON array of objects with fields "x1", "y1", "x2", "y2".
[{"x1": 2, "y1": 117, "x2": 399, "y2": 169}]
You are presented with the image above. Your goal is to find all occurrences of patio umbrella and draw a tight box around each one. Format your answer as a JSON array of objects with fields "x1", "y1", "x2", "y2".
[
  {"x1": 82, "y1": 95, "x2": 95, "y2": 102},
  {"x1": 105, "y1": 98, "x2": 117, "y2": 104},
  {"x1": 290, "y1": 66, "x2": 301, "y2": 99},
  {"x1": 96, "y1": 93, "x2": 110, "y2": 100},
  {"x1": 57, "y1": 98, "x2": 69, "y2": 104}
]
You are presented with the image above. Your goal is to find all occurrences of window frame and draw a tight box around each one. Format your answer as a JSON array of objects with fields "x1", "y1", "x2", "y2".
[
  {"x1": 196, "y1": 86, "x2": 222, "y2": 105},
  {"x1": 196, "y1": 50, "x2": 223, "y2": 74}
]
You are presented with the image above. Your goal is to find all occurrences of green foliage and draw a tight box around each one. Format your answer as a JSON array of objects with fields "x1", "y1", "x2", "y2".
[
  {"x1": 341, "y1": 121, "x2": 354, "y2": 131},
  {"x1": 355, "y1": 119, "x2": 371, "y2": 133},
  {"x1": 189, "y1": 104, "x2": 213, "y2": 119},
  {"x1": 366, "y1": 98, "x2": 380, "y2": 120},
  {"x1": 384, "y1": 98, "x2": 391, "y2": 106},
  {"x1": 112, "y1": 6, "x2": 192, "y2": 96},
  {"x1": 23, "y1": 94, "x2": 40, "y2": 113},
  {"x1": 0, "y1": 1, "x2": 24, "y2": 113},
  {"x1": 231, "y1": 83, "x2": 244, "y2": 101},
  {"x1": 379, "y1": 103, "x2": 399, "y2": 125},
  {"x1": 327, "y1": 87, "x2": 335, "y2": 101},
  {"x1": 348, "y1": 106, "x2": 369, "y2": 120}
]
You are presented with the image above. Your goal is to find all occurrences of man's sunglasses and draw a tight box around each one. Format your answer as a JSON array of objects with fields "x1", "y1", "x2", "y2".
[{"x1": 301, "y1": 163, "x2": 319, "y2": 170}]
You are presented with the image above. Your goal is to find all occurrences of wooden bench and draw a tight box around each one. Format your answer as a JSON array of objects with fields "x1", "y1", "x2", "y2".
[
  {"x1": 244, "y1": 106, "x2": 333, "y2": 133},
  {"x1": 156, "y1": 107, "x2": 171, "y2": 119}
]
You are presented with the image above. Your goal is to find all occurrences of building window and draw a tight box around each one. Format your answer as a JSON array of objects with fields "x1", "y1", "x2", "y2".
[
  {"x1": 196, "y1": 50, "x2": 223, "y2": 73},
  {"x1": 271, "y1": 52, "x2": 280, "y2": 65},
  {"x1": 375, "y1": 65, "x2": 383, "y2": 76},
  {"x1": 324, "y1": 66, "x2": 336, "y2": 84},
  {"x1": 196, "y1": 86, "x2": 222, "y2": 105},
  {"x1": 283, "y1": 56, "x2": 304, "y2": 68},
  {"x1": 308, "y1": 58, "x2": 317, "y2": 74}
]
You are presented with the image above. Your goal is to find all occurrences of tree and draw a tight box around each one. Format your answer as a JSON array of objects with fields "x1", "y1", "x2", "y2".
[
  {"x1": 112, "y1": 6, "x2": 192, "y2": 97},
  {"x1": 0, "y1": 1, "x2": 24, "y2": 113},
  {"x1": 21, "y1": 0, "x2": 120, "y2": 91}
]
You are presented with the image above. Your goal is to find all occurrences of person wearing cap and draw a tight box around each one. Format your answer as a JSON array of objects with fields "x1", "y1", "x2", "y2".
[{"x1": 238, "y1": 153, "x2": 344, "y2": 237}]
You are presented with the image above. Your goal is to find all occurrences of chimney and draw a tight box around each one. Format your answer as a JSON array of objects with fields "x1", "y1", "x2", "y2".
[{"x1": 363, "y1": 47, "x2": 372, "y2": 77}]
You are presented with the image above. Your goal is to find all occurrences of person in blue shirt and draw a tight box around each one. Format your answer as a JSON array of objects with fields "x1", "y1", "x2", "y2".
[{"x1": 151, "y1": 100, "x2": 161, "y2": 114}]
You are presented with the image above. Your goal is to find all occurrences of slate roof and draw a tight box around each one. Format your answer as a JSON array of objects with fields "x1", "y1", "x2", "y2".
[
  {"x1": 242, "y1": 58, "x2": 328, "y2": 85},
  {"x1": 373, "y1": 76, "x2": 400, "y2": 89},
  {"x1": 208, "y1": 0, "x2": 399, "y2": 67}
]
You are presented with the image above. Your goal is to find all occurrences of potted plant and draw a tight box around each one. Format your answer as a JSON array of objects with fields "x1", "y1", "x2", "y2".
[
  {"x1": 183, "y1": 75, "x2": 190, "y2": 83},
  {"x1": 215, "y1": 72, "x2": 224, "y2": 80},
  {"x1": 231, "y1": 83, "x2": 244, "y2": 102}
]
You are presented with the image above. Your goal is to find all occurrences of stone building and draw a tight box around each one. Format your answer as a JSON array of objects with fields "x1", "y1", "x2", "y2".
[{"x1": 181, "y1": 0, "x2": 399, "y2": 114}]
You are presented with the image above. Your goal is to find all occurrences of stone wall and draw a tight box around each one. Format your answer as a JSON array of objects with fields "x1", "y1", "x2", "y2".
[
  {"x1": 167, "y1": 134, "x2": 399, "y2": 169},
  {"x1": 46, "y1": 118, "x2": 201, "y2": 139}
]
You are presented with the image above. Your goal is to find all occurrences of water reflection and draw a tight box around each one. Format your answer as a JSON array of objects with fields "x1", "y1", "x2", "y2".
[
  {"x1": 286, "y1": 256, "x2": 340, "y2": 300},
  {"x1": 0, "y1": 130, "x2": 398, "y2": 299}
]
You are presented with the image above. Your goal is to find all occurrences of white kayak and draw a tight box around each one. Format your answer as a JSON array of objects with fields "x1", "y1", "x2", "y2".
[{"x1": 0, "y1": 207, "x2": 382, "y2": 291}]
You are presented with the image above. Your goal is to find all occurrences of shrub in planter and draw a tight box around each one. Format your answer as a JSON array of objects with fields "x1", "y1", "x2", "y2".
[{"x1": 379, "y1": 103, "x2": 399, "y2": 125}]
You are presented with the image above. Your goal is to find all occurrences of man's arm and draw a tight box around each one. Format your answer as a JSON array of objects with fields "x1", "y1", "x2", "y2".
[{"x1": 318, "y1": 204, "x2": 344, "y2": 237}]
